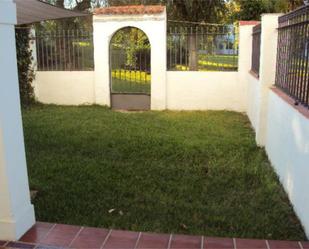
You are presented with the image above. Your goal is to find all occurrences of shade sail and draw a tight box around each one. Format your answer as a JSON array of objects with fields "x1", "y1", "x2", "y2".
[{"x1": 15, "y1": 0, "x2": 90, "y2": 25}]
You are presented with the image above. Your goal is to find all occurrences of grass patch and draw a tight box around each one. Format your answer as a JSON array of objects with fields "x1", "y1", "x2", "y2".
[
  {"x1": 111, "y1": 70, "x2": 151, "y2": 94},
  {"x1": 22, "y1": 105, "x2": 306, "y2": 240},
  {"x1": 174, "y1": 54, "x2": 238, "y2": 71}
]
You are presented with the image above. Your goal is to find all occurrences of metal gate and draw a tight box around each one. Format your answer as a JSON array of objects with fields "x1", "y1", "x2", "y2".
[{"x1": 110, "y1": 27, "x2": 151, "y2": 110}]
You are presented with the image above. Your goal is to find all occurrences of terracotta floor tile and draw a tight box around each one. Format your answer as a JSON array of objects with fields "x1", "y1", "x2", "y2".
[
  {"x1": 70, "y1": 227, "x2": 109, "y2": 249},
  {"x1": 136, "y1": 232, "x2": 170, "y2": 249},
  {"x1": 103, "y1": 230, "x2": 139, "y2": 249},
  {"x1": 36, "y1": 246, "x2": 66, "y2": 249},
  {"x1": 6, "y1": 242, "x2": 35, "y2": 249},
  {"x1": 20, "y1": 222, "x2": 55, "y2": 244},
  {"x1": 235, "y1": 239, "x2": 268, "y2": 249},
  {"x1": 267, "y1": 240, "x2": 300, "y2": 249},
  {"x1": 204, "y1": 237, "x2": 234, "y2": 249},
  {"x1": 301, "y1": 242, "x2": 309, "y2": 249},
  {"x1": 41, "y1": 224, "x2": 82, "y2": 247},
  {"x1": 170, "y1": 234, "x2": 202, "y2": 249},
  {"x1": 14, "y1": 222, "x2": 307, "y2": 249}
]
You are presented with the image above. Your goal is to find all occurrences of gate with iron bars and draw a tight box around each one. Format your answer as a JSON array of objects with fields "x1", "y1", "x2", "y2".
[{"x1": 109, "y1": 27, "x2": 151, "y2": 111}]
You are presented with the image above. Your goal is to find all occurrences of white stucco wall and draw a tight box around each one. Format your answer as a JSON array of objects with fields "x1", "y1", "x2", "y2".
[
  {"x1": 166, "y1": 72, "x2": 242, "y2": 111},
  {"x1": 33, "y1": 13, "x2": 260, "y2": 112},
  {"x1": 34, "y1": 71, "x2": 95, "y2": 105},
  {"x1": 247, "y1": 74, "x2": 260, "y2": 130},
  {"x1": 93, "y1": 11, "x2": 167, "y2": 110},
  {"x1": 255, "y1": 14, "x2": 281, "y2": 146},
  {"x1": 243, "y1": 14, "x2": 309, "y2": 237},
  {"x1": 238, "y1": 23, "x2": 257, "y2": 113},
  {"x1": 0, "y1": 0, "x2": 35, "y2": 240},
  {"x1": 266, "y1": 90, "x2": 309, "y2": 237}
]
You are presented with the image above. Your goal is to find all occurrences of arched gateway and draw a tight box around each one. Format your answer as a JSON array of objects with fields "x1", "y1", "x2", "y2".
[
  {"x1": 110, "y1": 27, "x2": 151, "y2": 110},
  {"x1": 93, "y1": 5, "x2": 167, "y2": 110}
]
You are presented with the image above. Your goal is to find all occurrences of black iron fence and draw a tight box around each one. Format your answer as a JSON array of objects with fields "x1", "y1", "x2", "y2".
[
  {"x1": 33, "y1": 30, "x2": 94, "y2": 71},
  {"x1": 251, "y1": 23, "x2": 261, "y2": 76},
  {"x1": 167, "y1": 22, "x2": 239, "y2": 71},
  {"x1": 275, "y1": 6, "x2": 309, "y2": 107},
  {"x1": 33, "y1": 23, "x2": 238, "y2": 73},
  {"x1": 109, "y1": 27, "x2": 151, "y2": 94}
]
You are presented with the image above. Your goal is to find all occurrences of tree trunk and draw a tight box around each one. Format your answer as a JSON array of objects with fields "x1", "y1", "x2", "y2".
[{"x1": 188, "y1": 33, "x2": 198, "y2": 71}]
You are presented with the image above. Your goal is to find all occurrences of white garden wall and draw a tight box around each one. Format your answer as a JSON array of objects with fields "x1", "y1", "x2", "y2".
[
  {"x1": 247, "y1": 73, "x2": 260, "y2": 130},
  {"x1": 32, "y1": 15, "x2": 254, "y2": 111},
  {"x1": 244, "y1": 15, "x2": 309, "y2": 237},
  {"x1": 266, "y1": 89, "x2": 309, "y2": 237},
  {"x1": 34, "y1": 71, "x2": 95, "y2": 105},
  {"x1": 166, "y1": 72, "x2": 243, "y2": 111}
]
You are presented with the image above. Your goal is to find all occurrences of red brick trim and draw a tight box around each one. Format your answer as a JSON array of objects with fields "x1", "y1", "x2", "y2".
[
  {"x1": 239, "y1": 21, "x2": 260, "y2": 26},
  {"x1": 94, "y1": 5, "x2": 165, "y2": 15},
  {"x1": 249, "y1": 70, "x2": 259, "y2": 80},
  {"x1": 271, "y1": 87, "x2": 309, "y2": 119}
]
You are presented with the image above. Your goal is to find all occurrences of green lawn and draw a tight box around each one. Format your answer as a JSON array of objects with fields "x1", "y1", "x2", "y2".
[
  {"x1": 174, "y1": 54, "x2": 238, "y2": 71},
  {"x1": 112, "y1": 78, "x2": 150, "y2": 94},
  {"x1": 22, "y1": 105, "x2": 306, "y2": 241}
]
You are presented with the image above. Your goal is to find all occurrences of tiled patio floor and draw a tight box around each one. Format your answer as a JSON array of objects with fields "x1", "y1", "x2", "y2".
[{"x1": 0, "y1": 222, "x2": 308, "y2": 249}]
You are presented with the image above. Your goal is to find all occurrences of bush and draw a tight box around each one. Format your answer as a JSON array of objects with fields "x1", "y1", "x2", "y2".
[{"x1": 15, "y1": 26, "x2": 35, "y2": 107}]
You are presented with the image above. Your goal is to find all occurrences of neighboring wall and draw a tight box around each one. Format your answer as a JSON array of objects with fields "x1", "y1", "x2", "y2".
[
  {"x1": 35, "y1": 70, "x2": 247, "y2": 111},
  {"x1": 166, "y1": 72, "x2": 242, "y2": 111},
  {"x1": 247, "y1": 73, "x2": 260, "y2": 130},
  {"x1": 245, "y1": 14, "x2": 309, "y2": 237},
  {"x1": 33, "y1": 22, "x2": 253, "y2": 111},
  {"x1": 266, "y1": 89, "x2": 309, "y2": 237},
  {"x1": 165, "y1": 22, "x2": 254, "y2": 112},
  {"x1": 34, "y1": 71, "x2": 95, "y2": 105}
]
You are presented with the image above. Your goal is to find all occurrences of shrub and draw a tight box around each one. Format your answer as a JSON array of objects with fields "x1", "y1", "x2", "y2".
[{"x1": 15, "y1": 26, "x2": 35, "y2": 107}]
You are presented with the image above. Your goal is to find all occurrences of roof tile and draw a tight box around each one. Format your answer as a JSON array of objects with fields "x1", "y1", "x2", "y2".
[{"x1": 94, "y1": 5, "x2": 165, "y2": 15}]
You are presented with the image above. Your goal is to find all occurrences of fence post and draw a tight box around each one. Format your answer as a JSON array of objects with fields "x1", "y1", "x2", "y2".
[
  {"x1": 238, "y1": 21, "x2": 260, "y2": 112},
  {"x1": 0, "y1": 0, "x2": 35, "y2": 240},
  {"x1": 255, "y1": 14, "x2": 282, "y2": 146}
]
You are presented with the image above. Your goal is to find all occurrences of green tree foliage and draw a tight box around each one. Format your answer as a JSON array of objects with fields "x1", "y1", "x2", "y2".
[
  {"x1": 111, "y1": 27, "x2": 150, "y2": 68},
  {"x1": 106, "y1": 0, "x2": 226, "y2": 22},
  {"x1": 15, "y1": 27, "x2": 35, "y2": 106},
  {"x1": 231, "y1": 0, "x2": 304, "y2": 21}
]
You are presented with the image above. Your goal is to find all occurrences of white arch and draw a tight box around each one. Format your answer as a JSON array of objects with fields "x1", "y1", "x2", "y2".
[
  {"x1": 109, "y1": 26, "x2": 151, "y2": 95},
  {"x1": 93, "y1": 9, "x2": 167, "y2": 110}
]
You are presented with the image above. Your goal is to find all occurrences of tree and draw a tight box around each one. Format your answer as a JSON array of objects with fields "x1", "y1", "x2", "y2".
[
  {"x1": 42, "y1": 0, "x2": 227, "y2": 70},
  {"x1": 105, "y1": 0, "x2": 227, "y2": 70},
  {"x1": 167, "y1": 0, "x2": 226, "y2": 70},
  {"x1": 231, "y1": 0, "x2": 304, "y2": 21}
]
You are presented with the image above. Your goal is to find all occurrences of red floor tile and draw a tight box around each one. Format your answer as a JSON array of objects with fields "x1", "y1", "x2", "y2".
[
  {"x1": 235, "y1": 239, "x2": 268, "y2": 249},
  {"x1": 301, "y1": 242, "x2": 309, "y2": 249},
  {"x1": 70, "y1": 227, "x2": 109, "y2": 249},
  {"x1": 267, "y1": 240, "x2": 301, "y2": 249},
  {"x1": 20, "y1": 222, "x2": 55, "y2": 244},
  {"x1": 36, "y1": 246, "x2": 66, "y2": 249},
  {"x1": 6, "y1": 241, "x2": 35, "y2": 248},
  {"x1": 40, "y1": 224, "x2": 82, "y2": 247},
  {"x1": 170, "y1": 234, "x2": 202, "y2": 249},
  {"x1": 136, "y1": 232, "x2": 170, "y2": 249},
  {"x1": 103, "y1": 230, "x2": 139, "y2": 249},
  {"x1": 204, "y1": 237, "x2": 234, "y2": 249},
  {"x1": 14, "y1": 222, "x2": 308, "y2": 249}
]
